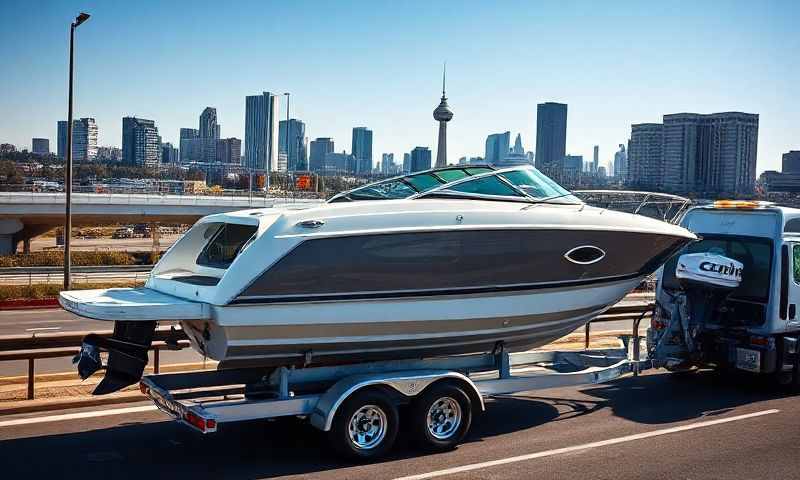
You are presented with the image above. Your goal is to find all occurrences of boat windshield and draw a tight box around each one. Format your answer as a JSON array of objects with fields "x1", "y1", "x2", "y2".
[{"x1": 328, "y1": 165, "x2": 580, "y2": 205}]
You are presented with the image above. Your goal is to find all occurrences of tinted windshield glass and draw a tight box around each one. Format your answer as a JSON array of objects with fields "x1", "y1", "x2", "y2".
[
  {"x1": 347, "y1": 180, "x2": 416, "y2": 200},
  {"x1": 196, "y1": 223, "x2": 258, "y2": 269},
  {"x1": 662, "y1": 235, "x2": 772, "y2": 303},
  {"x1": 500, "y1": 169, "x2": 573, "y2": 200},
  {"x1": 434, "y1": 169, "x2": 469, "y2": 182},
  {"x1": 405, "y1": 174, "x2": 444, "y2": 192},
  {"x1": 446, "y1": 176, "x2": 521, "y2": 196}
]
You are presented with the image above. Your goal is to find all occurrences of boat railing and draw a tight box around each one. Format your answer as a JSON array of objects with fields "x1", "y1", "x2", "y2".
[{"x1": 573, "y1": 190, "x2": 692, "y2": 224}]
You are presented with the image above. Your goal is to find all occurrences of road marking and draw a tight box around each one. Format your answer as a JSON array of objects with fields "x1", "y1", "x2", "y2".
[
  {"x1": 396, "y1": 409, "x2": 780, "y2": 480},
  {"x1": 0, "y1": 405, "x2": 158, "y2": 428},
  {"x1": 25, "y1": 327, "x2": 62, "y2": 332}
]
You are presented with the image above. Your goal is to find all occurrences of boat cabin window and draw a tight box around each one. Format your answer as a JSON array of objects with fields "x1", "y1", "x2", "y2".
[{"x1": 196, "y1": 223, "x2": 258, "y2": 269}]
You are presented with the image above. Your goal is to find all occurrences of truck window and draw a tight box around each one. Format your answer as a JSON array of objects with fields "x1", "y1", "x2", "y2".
[
  {"x1": 794, "y1": 245, "x2": 800, "y2": 284},
  {"x1": 662, "y1": 235, "x2": 772, "y2": 304}
]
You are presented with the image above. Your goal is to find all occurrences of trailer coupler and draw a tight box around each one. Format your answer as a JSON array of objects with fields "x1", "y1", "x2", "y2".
[{"x1": 73, "y1": 321, "x2": 157, "y2": 395}]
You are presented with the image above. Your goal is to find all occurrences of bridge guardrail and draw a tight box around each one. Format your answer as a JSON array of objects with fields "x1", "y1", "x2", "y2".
[{"x1": 0, "y1": 301, "x2": 654, "y2": 401}]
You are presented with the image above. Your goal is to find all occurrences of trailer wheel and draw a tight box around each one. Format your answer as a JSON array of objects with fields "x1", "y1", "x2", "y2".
[
  {"x1": 328, "y1": 389, "x2": 399, "y2": 460},
  {"x1": 409, "y1": 383, "x2": 472, "y2": 452}
]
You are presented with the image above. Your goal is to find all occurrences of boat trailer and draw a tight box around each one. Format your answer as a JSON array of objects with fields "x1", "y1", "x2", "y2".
[{"x1": 139, "y1": 318, "x2": 651, "y2": 459}]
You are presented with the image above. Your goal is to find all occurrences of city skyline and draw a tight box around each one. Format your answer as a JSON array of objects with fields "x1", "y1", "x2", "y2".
[{"x1": 0, "y1": 1, "x2": 797, "y2": 173}]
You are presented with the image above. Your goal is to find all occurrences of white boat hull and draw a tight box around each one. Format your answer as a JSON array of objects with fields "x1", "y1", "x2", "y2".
[{"x1": 182, "y1": 277, "x2": 643, "y2": 368}]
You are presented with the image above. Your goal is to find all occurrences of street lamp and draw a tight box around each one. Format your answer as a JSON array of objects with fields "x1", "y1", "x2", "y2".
[{"x1": 64, "y1": 12, "x2": 90, "y2": 290}]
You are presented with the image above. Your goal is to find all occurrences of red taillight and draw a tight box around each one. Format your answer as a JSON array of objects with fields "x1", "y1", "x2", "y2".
[
  {"x1": 750, "y1": 336, "x2": 769, "y2": 346},
  {"x1": 184, "y1": 411, "x2": 216, "y2": 433}
]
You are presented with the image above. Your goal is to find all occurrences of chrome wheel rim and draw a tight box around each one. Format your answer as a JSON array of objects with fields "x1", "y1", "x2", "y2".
[
  {"x1": 347, "y1": 404, "x2": 387, "y2": 450},
  {"x1": 426, "y1": 396, "x2": 462, "y2": 440}
]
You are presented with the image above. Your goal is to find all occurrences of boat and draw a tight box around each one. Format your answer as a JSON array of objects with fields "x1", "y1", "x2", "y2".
[{"x1": 60, "y1": 165, "x2": 696, "y2": 394}]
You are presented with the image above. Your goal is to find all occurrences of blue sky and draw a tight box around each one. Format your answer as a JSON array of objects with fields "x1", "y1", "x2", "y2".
[{"x1": 1, "y1": 0, "x2": 797, "y2": 173}]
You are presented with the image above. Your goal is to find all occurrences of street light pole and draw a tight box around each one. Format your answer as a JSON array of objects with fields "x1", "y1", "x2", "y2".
[{"x1": 64, "y1": 12, "x2": 90, "y2": 291}]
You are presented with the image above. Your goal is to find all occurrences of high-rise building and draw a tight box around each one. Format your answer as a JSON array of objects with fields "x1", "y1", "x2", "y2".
[
  {"x1": 96, "y1": 146, "x2": 121, "y2": 162},
  {"x1": 245, "y1": 92, "x2": 279, "y2": 171},
  {"x1": 32, "y1": 138, "x2": 49, "y2": 155},
  {"x1": 199, "y1": 107, "x2": 220, "y2": 163},
  {"x1": 309, "y1": 138, "x2": 334, "y2": 172},
  {"x1": 351, "y1": 127, "x2": 373, "y2": 174},
  {"x1": 484, "y1": 132, "x2": 511, "y2": 165},
  {"x1": 57, "y1": 118, "x2": 97, "y2": 161},
  {"x1": 122, "y1": 117, "x2": 160, "y2": 167},
  {"x1": 216, "y1": 138, "x2": 242, "y2": 164},
  {"x1": 410, "y1": 147, "x2": 432, "y2": 173},
  {"x1": 279, "y1": 119, "x2": 308, "y2": 171},
  {"x1": 179, "y1": 128, "x2": 201, "y2": 163},
  {"x1": 535, "y1": 102, "x2": 567, "y2": 170},
  {"x1": 497, "y1": 133, "x2": 530, "y2": 167},
  {"x1": 433, "y1": 65, "x2": 453, "y2": 168},
  {"x1": 613, "y1": 144, "x2": 627, "y2": 180},
  {"x1": 627, "y1": 123, "x2": 664, "y2": 190},
  {"x1": 381, "y1": 153, "x2": 395, "y2": 174},
  {"x1": 161, "y1": 142, "x2": 179, "y2": 164},
  {"x1": 782, "y1": 151, "x2": 800, "y2": 173},
  {"x1": 403, "y1": 153, "x2": 411, "y2": 174},
  {"x1": 660, "y1": 112, "x2": 758, "y2": 195},
  {"x1": 323, "y1": 152, "x2": 355, "y2": 172},
  {"x1": 592, "y1": 145, "x2": 599, "y2": 173}
]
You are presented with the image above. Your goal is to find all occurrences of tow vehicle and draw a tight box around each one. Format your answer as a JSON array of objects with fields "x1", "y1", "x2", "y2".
[{"x1": 649, "y1": 201, "x2": 800, "y2": 388}]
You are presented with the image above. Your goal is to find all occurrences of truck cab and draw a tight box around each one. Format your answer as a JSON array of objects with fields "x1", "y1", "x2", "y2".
[{"x1": 650, "y1": 201, "x2": 800, "y2": 381}]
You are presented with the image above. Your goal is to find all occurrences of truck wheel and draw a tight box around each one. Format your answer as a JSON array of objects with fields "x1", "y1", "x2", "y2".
[
  {"x1": 410, "y1": 383, "x2": 472, "y2": 452},
  {"x1": 328, "y1": 389, "x2": 399, "y2": 460}
]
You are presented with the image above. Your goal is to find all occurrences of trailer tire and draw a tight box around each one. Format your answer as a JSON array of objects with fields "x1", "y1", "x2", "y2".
[
  {"x1": 409, "y1": 383, "x2": 472, "y2": 452},
  {"x1": 328, "y1": 389, "x2": 399, "y2": 460}
]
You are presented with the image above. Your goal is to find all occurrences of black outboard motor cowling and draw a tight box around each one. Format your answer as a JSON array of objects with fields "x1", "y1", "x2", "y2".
[{"x1": 73, "y1": 321, "x2": 157, "y2": 395}]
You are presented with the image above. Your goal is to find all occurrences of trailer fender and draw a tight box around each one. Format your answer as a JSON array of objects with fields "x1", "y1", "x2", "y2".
[{"x1": 310, "y1": 370, "x2": 484, "y2": 432}]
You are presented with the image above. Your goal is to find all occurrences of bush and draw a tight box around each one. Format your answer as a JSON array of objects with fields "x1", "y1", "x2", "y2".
[
  {"x1": 0, "y1": 251, "x2": 136, "y2": 267},
  {"x1": 0, "y1": 281, "x2": 143, "y2": 301}
]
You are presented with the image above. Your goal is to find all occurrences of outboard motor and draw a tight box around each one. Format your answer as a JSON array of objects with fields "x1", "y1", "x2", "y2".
[
  {"x1": 652, "y1": 252, "x2": 743, "y2": 368},
  {"x1": 73, "y1": 321, "x2": 157, "y2": 395}
]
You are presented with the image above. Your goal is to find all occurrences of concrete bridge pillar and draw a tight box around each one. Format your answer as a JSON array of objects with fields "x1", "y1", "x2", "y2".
[{"x1": 0, "y1": 219, "x2": 23, "y2": 255}]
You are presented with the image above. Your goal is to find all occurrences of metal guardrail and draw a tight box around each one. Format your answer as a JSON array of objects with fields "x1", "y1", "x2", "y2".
[
  {"x1": 0, "y1": 265, "x2": 153, "y2": 274},
  {"x1": 0, "y1": 302, "x2": 653, "y2": 401}
]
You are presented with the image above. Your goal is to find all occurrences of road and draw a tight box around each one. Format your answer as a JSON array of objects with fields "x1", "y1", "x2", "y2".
[{"x1": 0, "y1": 369, "x2": 796, "y2": 479}]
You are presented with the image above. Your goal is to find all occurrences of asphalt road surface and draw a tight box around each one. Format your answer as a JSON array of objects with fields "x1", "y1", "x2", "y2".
[{"x1": 0, "y1": 369, "x2": 796, "y2": 479}]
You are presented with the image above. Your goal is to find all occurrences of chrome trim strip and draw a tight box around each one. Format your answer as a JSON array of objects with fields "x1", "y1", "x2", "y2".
[{"x1": 564, "y1": 245, "x2": 607, "y2": 265}]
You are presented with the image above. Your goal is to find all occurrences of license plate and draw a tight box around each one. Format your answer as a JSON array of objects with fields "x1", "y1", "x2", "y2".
[{"x1": 736, "y1": 348, "x2": 761, "y2": 373}]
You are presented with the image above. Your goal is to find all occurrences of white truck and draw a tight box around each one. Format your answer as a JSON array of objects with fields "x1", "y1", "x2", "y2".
[{"x1": 649, "y1": 201, "x2": 800, "y2": 388}]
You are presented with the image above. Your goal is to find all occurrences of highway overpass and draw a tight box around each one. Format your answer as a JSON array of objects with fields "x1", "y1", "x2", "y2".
[{"x1": 0, "y1": 191, "x2": 323, "y2": 254}]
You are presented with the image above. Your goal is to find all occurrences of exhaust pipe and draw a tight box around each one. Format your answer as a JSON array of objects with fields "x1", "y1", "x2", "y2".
[{"x1": 73, "y1": 321, "x2": 157, "y2": 395}]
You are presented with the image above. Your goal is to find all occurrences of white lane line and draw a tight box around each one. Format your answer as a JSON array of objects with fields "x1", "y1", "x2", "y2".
[
  {"x1": 0, "y1": 405, "x2": 158, "y2": 428},
  {"x1": 396, "y1": 409, "x2": 780, "y2": 480}
]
